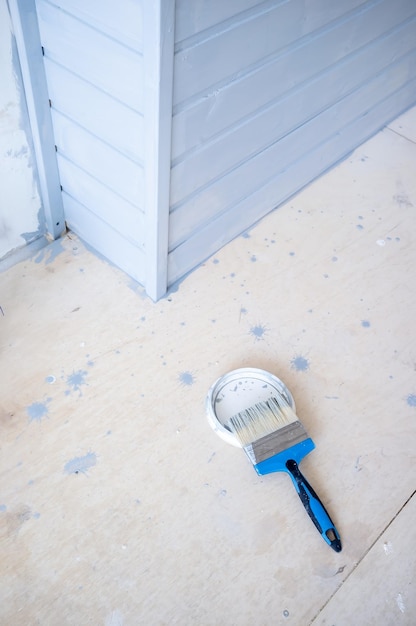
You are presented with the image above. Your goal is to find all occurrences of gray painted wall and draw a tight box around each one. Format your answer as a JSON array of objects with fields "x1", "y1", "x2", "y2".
[
  {"x1": 34, "y1": 0, "x2": 147, "y2": 284},
  {"x1": 0, "y1": 0, "x2": 44, "y2": 262},
  {"x1": 168, "y1": 0, "x2": 416, "y2": 285},
  {"x1": 9, "y1": 0, "x2": 416, "y2": 297}
]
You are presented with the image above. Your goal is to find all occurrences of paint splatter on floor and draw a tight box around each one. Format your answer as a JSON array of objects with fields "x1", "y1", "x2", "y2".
[
  {"x1": 179, "y1": 371, "x2": 195, "y2": 386},
  {"x1": 361, "y1": 320, "x2": 371, "y2": 328},
  {"x1": 250, "y1": 324, "x2": 267, "y2": 341},
  {"x1": 34, "y1": 238, "x2": 65, "y2": 265},
  {"x1": 64, "y1": 452, "x2": 97, "y2": 475},
  {"x1": 66, "y1": 369, "x2": 88, "y2": 395},
  {"x1": 27, "y1": 401, "x2": 49, "y2": 422},
  {"x1": 291, "y1": 355, "x2": 310, "y2": 371},
  {"x1": 406, "y1": 393, "x2": 416, "y2": 407}
]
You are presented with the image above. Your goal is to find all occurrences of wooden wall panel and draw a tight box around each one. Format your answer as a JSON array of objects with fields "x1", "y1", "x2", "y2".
[
  {"x1": 62, "y1": 193, "x2": 146, "y2": 284},
  {"x1": 51, "y1": 111, "x2": 143, "y2": 208},
  {"x1": 168, "y1": 78, "x2": 416, "y2": 284},
  {"x1": 44, "y1": 59, "x2": 144, "y2": 163},
  {"x1": 168, "y1": 0, "x2": 416, "y2": 287},
  {"x1": 36, "y1": 1, "x2": 143, "y2": 111},
  {"x1": 172, "y1": 1, "x2": 414, "y2": 160},
  {"x1": 45, "y1": 0, "x2": 143, "y2": 50},
  {"x1": 170, "y1": 20, "x2": 416, "y2": 241},
  {"x1": 35, "y1": 0, "x2": 147, "y2": 288},
  {"x1": 57, "y1": 156, "x2": 145, "y2": 248},
  {"x1": 173, "y1": 0, "x2": 369, "y2": 106},
  {"x1": 175, "y1": 0, "x2": 263, "y2": 42}
]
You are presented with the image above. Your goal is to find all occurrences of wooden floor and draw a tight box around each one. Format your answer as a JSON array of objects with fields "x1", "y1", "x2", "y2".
[{"x1": 1, "y1": 107, "x2": 415, "y2": 626}]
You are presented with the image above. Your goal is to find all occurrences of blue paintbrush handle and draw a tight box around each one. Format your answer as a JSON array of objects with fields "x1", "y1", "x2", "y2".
[{"x1": 285, "y1": 459, "x2": 342, "y2": 552}]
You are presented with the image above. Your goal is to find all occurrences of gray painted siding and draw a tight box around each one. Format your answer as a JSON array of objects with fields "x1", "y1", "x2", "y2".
[
  {"x1": 35, "y1": 0, "x2": 146, "y2": 283},
  {"x1": 168, "y1": 0, "x2": 416, "y2": 285}
]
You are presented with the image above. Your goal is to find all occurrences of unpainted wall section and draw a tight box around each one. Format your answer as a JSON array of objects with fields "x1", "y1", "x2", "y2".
[
  {"x1": 168, "y1": 0, "x2": 416, "y2": 285},
  {"x1": 35, "y1": 0, "x2": 146, "y2": 283},
  {"x1": 0, "y1": 0, "x2": 44, "y2": 261}
]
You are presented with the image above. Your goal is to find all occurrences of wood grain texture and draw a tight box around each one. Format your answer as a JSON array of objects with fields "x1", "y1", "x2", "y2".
[
  {"x1": 313, "y1": 494, "x2": 416, "y2": 625},
  {"x1": 1, "y1": 115, "x2": 415, "y2": 623}
]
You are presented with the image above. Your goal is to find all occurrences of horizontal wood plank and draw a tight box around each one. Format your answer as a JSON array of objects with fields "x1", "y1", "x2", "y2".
[
  {"x1": 173, "y1": 0, "x2": 374, "y2": 106},
  {"x1": 45, "y1": 0, "x2": 143, "y2": 51},
  {"x1": 168, "y1": 79, "x2": 416, "y2": 283},
  {"x1": 175, "y1": 0, "x2": 263, "y2": 43},
  {"x1": 44, "y1": 59, "x2": 144, "y2": 163},
  {"x1": 62, "y1": 193, "x2": 146, "y2": 284},
  {"x1": 51, "y1": 111, "x2": 144, "y2": 208},
  {"x1": 169, "y1": 52, "x2": 416, "y2": 250},
  {"x1": 36, "y1": 0, "x2": 143, "y2": 111},
  {"x1": 172, "y1": 3, "x2": 416, "y2": 159},
  {"x1": 58, "y1": 155, "x2": 145, "y2": 248}
]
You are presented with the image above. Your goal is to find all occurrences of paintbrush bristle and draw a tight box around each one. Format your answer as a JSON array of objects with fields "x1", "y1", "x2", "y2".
[{"x1": 227, "y1": 396, "x2": 298, "y2": 447}]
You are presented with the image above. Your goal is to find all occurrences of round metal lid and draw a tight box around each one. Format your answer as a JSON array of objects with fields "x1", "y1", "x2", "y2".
[{"x1": 206, "y1": 367, "x2": 295, "y2": 447}]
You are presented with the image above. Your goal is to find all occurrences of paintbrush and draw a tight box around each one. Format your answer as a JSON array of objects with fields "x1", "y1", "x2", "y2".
[{"x1": 226, "y1": 395, "x2": 342, "y2": 552}]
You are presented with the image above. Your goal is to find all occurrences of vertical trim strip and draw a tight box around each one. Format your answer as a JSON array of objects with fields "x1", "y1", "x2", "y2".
[
  {"x1": 8, "y1": 0, "x2": 65, "y2": 240},
  {"x1": 143, "y1": 0, "x2": 175, "y2": 300}
]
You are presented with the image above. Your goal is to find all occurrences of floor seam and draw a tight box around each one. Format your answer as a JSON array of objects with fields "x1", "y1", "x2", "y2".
[{"x1": 308, "y1": 489, "x2": 416, "y2": 625}]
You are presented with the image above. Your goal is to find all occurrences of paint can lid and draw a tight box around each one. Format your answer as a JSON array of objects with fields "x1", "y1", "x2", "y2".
[{"x1": 206, "y1": 367, "x2": 295, "y2": 447}]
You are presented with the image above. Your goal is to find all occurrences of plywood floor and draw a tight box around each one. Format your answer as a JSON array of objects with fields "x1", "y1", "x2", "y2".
[{"x1": 1, "y1": 107, "x2": 415, "y2": 626}]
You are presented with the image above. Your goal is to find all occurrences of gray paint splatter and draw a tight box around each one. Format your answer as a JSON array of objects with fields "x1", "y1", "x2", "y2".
[
  {"x1": 291, "y1": 356, "x2": 310, "y2": 372},
  {"x1": 250, "y1": 325, "x2": 267, "y2": 341},
  {"x1": 179, "y1": 371, "x2": 195, "y2": 386},
  {"x1": 66, "y1": 369, "x2": 88, "y2": 394},
  {"x1": 64, "y1": 452, "x2": 97, "y2": 475},
  {"x1": 406, "y1": 394, "x2": 416, "y2": 407},
  {"x1": 27, "y1": 401, "x2": 49, "y2": 422},
  {"x1": 34, "y1": 238, "x2": 65, "y2": 265}
]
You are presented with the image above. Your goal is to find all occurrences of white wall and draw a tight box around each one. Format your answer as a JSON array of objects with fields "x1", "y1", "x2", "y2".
[{"x1": 0, "y1": 0, "x2": 44, "y2": 261}]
